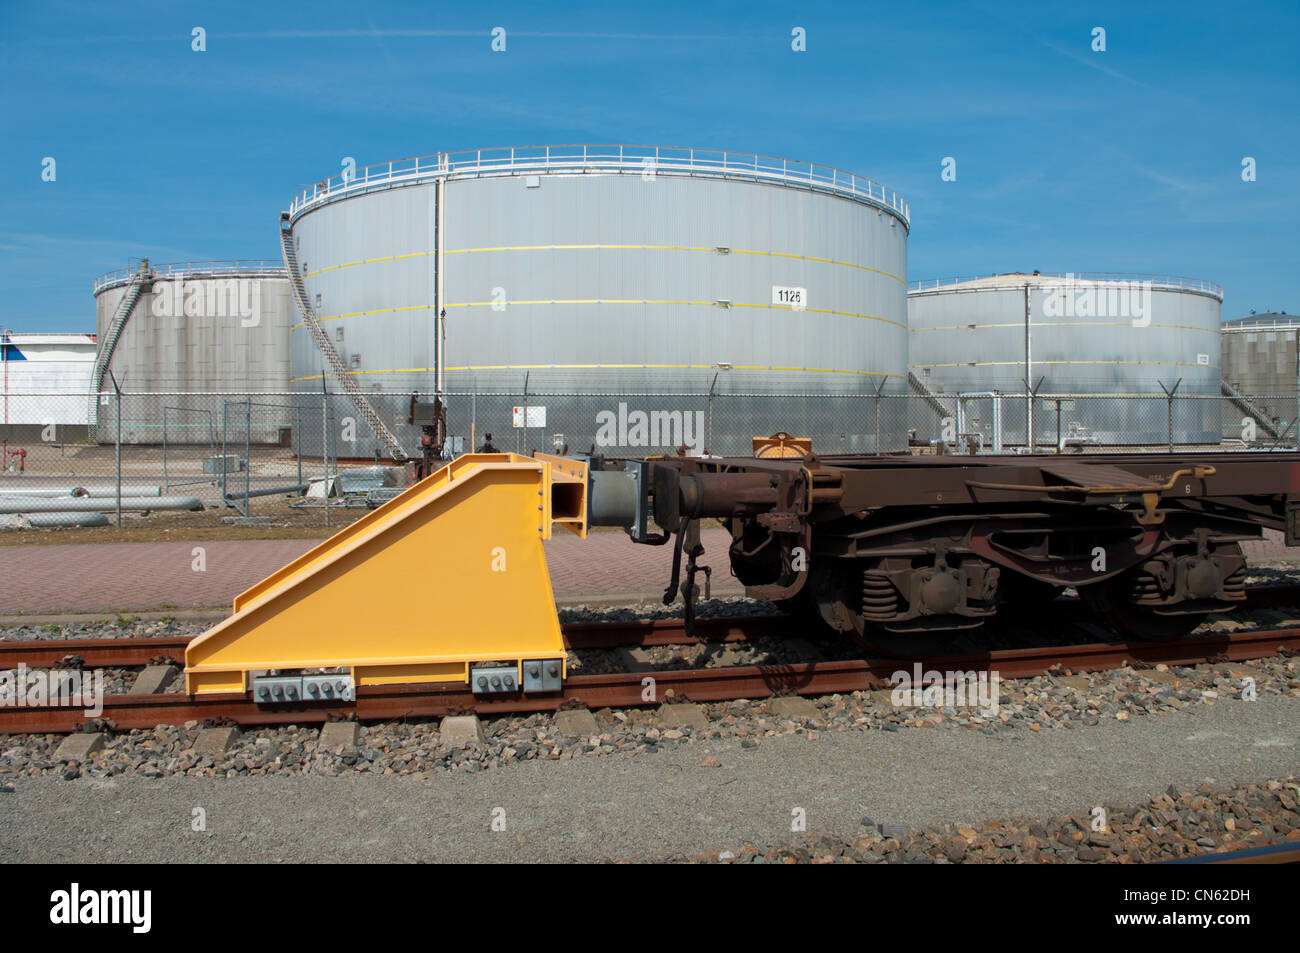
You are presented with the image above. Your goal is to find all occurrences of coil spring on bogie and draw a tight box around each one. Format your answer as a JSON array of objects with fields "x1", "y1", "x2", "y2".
[
  {"x1": 862, "y1": 571, "x2": 898, "y2": 621},
  {"x1": 1128, "y1": 571, "x2": 1164, "y2": 605},
  {"x1": 1128, "y1": 558, "x2": 1247, "y2": 605},
  {"x1": 1224, "y1": 561, "x2": 1246, "y2": 600}
]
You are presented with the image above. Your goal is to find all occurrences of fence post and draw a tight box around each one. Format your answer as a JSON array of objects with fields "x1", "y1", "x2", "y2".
[
  {"x1": 244, "y1": 397, "x2": 251, "y2": 515},
  {"x1": 221, "y1": 400, "x2": 228, "y2": 510},
  {"x1": 321, "y1": 383, "x2": 330, "y2": 530},
  {"x1": 707, "y1": 372, "x2": 718, "y2": 453},
  {"x1": 874, "y1": 378, "x2": 886, "y2": 452},
  {"x1": 110, "y1": 373, "x2": 122, "y2": 529},
  {"x1": 162, "y1": 404, "x2": 169, "y2": 490},
  {"x1": 520, "y1": 371, "x2": 530, "y2": 454},
  {"x1": 1159, "y1": 379, "x2": 1181, "y2": 452}
]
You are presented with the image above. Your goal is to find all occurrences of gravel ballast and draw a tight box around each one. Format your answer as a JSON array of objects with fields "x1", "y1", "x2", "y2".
[{"x1": 0, "y1": 694, "x2": 1295, "y2": 863}]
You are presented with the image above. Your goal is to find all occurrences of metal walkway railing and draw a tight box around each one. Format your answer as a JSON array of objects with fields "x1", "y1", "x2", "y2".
[
  {"x1": 288, "y1": 145, "x2": 910, "y2": 225},
  {"x1": 95, "y1": 260, "x2": 285, "y2": 294},
  {"x1": 909, "y1": 272, "x2": 1224, "y2": 299}
]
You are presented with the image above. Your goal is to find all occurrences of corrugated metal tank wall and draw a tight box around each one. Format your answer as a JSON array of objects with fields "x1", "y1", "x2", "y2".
[
  {"x1": 95, "y1": 277, "x2": 293, "y2": 392},
  {"x1": 1220, "y1": 321, "x2": 1300, "y2": 436},
  {"x1": 289, "y1": 149, "x2": 909, "y2": 458},
  {"x1": 93, "y1": 266, "x2": 294, "y2": 443},
  {"x1": 908, "y1": 275, "x2": 1223, "y2": 445},
  {"x1": 1221, "y1": 327, "x2": 1298, "y2": 397}
]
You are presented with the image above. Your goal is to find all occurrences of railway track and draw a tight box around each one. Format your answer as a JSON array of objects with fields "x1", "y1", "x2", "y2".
[
  {"x1": 4, "y1": 581, "x2": 1299, "y2": 671},
  {"x1": 0, "y1": 613, "x2": 787, "y2": 670},
  {"x1": 1, "y1": 615, "x2": 1297, "y2": 734}
]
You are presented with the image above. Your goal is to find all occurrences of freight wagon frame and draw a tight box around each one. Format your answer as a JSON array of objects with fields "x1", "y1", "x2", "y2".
[{"x1": 183, "y1": 447, "x2": 1300, "y2": 699}]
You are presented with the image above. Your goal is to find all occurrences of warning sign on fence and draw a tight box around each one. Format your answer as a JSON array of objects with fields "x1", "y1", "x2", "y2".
[{"x1": 512, "y1": 406, "x2": 546, "y2": 428}]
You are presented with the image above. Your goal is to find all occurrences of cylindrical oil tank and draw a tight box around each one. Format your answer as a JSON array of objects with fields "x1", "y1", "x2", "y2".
[
  {"x1": 1221, "y1": 313, "x2": 1300, "y2": 397},
  {"x1": 907, "y1": 273, "x2": 1223, "y2": 447},
  {"x1": 92, "y1": 261, "x2": 293, "y2": 443},
  {"x1": 286, "y1": 146, "x2": 910, "y2": 458}
]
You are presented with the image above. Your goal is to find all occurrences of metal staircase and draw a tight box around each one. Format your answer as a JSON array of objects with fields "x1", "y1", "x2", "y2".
[
  {"x1": 89, "y1": 262, "x2": 151, "y2": 434},
  {"x1": 908, "y1": 371, "x2": 955, "y2": 420},
  {"x1": 279, "y1": 217, "x2": 409, "y2": 461},
  {"x1": 1220, "y1": 379, "x2": 1286, "y2": 442}
]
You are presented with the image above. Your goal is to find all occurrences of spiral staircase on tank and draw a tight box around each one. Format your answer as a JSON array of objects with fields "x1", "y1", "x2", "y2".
[
  {"x1": 278, "y1": 215, "x2": 409, "y2": 461},
  {"x1": 89, "y1": 260, "x2": 152, "y2": 439}
]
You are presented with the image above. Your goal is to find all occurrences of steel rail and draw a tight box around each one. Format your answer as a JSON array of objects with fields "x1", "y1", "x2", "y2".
[
  {"x1": 3, "y1": 625, "x2": 1299, "y2": 735},
  {"x1": 2, "y1": 583, "x2": 1298, "y2": 672},
  {"x1": 1168, "y1": 841, "x2": 1300, "y2": 864},
  {"x1": 0, "y1": 636, "x2": 187, "y2": 668},
  {"x1": 0, "y1": 615, "x2": 788, "y2": 670}
]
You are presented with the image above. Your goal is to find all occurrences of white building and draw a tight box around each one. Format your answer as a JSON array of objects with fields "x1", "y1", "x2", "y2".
[{"x1": 1, "y1": 332, "x2": 96, "y2": 426}]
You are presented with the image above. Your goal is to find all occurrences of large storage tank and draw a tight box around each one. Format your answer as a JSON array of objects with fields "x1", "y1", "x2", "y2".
[
  {"x1": 1219, "y1": 313, "x2": 1300, "y2": 444},
  {"x1": 92, "y1": 261, "x2": 293, "y2": 442},
  {"x1": 286, "y1": 145, "x2": 910, "y2": 457},
  {"x1": 908, "y1": 272, "x2": 1224, "y2": 446},
  {"x1": 1221, "y1": 312, "x2": 1298, "y2": 402}
]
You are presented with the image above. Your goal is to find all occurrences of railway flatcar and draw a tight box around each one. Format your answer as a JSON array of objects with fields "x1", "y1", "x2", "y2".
[
  {"x1": 593, "y1": 451, "x2": 1300, "y2": 654},
  {"x1": 182, "y1": 448, "x2": 1300, "y2": 695}
]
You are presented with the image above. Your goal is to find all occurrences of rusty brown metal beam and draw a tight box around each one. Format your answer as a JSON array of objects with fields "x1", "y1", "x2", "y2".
[
  {"x1": 0, "y1": 636, "x2": 187, "y2": 668},
  {"x1": 5, "y1": 626, "x2": 1299, "y2": 735},
  {"x1": 0, "y1": 615, "x2": 791, "y2": 671},
  {"x1": 2, "y1": 583, "x2": 1296, "y2": 671}
]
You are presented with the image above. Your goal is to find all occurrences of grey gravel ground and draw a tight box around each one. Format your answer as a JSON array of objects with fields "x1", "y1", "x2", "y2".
[
  {"x1": 3, "y1": 579, "x2": 1299, "y2": 862},
  {"x1": 0, "y1": 693, "x2": 1295, "y2": 863},
  {"x1": 4, "y1": 655, "x2": 1296, "y2": 782}
]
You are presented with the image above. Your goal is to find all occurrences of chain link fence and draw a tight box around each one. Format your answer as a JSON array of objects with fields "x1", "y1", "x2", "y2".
[{"x1": 0, "y1": 389, "x2": 1297, "y2": 530}]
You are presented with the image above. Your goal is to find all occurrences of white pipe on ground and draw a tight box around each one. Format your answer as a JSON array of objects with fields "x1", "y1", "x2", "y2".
[
  {"x1": 0, "y1": 496, "x2": 201, "y2": 513},
  {"x1": 0, "y1": 485, "x2": 164, "y2": 498}
]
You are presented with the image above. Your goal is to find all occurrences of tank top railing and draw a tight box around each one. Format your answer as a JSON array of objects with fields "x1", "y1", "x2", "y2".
[
  {"x1": 288, "y1": 145, "x2": 909, "y2": 225},
  {"x1": 94, "y1": 261, "x2": 286, "y2": 294},
  {"x1": 908, "y1": 273, "x2": 1223, "y2": 299}
]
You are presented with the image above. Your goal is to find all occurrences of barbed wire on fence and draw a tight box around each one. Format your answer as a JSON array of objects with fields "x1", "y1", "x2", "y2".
[{"x1": 2, "y1": 389, "x2": 1298, "y2": 526}]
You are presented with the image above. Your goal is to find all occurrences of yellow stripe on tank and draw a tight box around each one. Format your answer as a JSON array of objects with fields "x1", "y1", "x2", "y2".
[
  {"x1": 290, "y1": 365, "x2": 905, "y2": 382},
  {"x1": 300, "y1": 243, "x2": 904, "y2": 284}
]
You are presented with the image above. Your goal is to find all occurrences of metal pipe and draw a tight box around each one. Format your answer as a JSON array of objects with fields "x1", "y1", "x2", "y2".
[
  {"x1": 0, "y1": 485, "x2": 162, "y2": 497},
  {"x1": 435, "y1": 176, "x2": 445, "y2": 397},
  {"x1": 957, "y1": 392, "x2": 1004, "y2": 453},
  {"x1": 1024, "y1": 283, "x2": 1033, "y2": 451},
  {"x1": 21, "y1": 512, "x2": 111, "y2": 528},
  {"x1": 223, "y1": 483, "x2": 309, "y2": 501},
  {"x1": 0, "y1": 496, "x2": 202, "y2": 513}
]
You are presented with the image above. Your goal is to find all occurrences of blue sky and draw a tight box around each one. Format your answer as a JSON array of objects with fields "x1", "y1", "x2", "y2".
[{"x1": 1, "y1": 0, "x2": 1296, "y2": 331}]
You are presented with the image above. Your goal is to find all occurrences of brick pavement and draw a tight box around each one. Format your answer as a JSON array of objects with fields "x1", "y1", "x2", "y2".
[
  {"x1": 4, "y1": 526, "x2": 1295, "y2": 617},
  {"x1": 0, "y1": 528, "x2": 741, "y2": 615}
]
